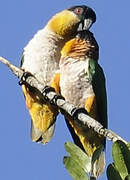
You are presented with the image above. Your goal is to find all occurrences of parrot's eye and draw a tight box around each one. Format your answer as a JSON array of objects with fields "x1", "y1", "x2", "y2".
[{"x1": 74, "y1": 7, "x2": 83, "y2": 15}]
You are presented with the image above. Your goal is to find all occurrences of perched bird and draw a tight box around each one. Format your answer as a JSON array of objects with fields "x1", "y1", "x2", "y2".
[
  {"x1": 53, "y1": 30, "x2": 108, "y2": 177},
  {"x1": 20, "y1": 5, "x2": 96, "y2": 144}
]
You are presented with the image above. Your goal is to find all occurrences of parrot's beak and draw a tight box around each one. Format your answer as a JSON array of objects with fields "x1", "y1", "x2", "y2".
[{"x1": 77, "y1": 18, "x2": 93, "y2": 31}]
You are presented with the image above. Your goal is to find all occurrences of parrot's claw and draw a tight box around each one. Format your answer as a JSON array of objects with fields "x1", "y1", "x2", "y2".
[
  {"x1": 42, "y1": 86, "x2": 56, "y2": 102},
  {"x1": 71, "y1": 107, "x2": 88, "y2": 121},
  {"x1": 19, "y1": 71, "x2": 33, "y2": 86},
  {"x1": 50, "y1": 94, "x2": 65, "y2": 106}
]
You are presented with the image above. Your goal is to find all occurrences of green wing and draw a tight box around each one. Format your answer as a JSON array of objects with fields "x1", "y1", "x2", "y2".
[{"x1": 89, "y1": 59, "x2": 108, "y2": 129}]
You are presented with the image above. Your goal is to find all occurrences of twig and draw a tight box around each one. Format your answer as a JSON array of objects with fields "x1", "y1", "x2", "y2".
[
  {"x1": 0, "y1": 56, "x2": 23, "y2": 78},
  {"x1": 0, "y1": 56, "x2": 127, "y2": 144}
]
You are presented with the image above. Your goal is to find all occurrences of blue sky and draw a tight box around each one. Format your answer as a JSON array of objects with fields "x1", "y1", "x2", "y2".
[{"x1": 0, "y1": 0, "x2": 130, "y2": 180}]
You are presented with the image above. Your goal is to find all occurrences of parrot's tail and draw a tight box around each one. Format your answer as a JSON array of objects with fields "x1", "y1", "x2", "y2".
[
  {"x1": 92, "y1": 149, "x2": 105, "y2": 178},
  {"x1": 22, "y1": 84, "x2": 58, "y2": 144},
  {"x1": 65, "y1": 117, "x2": 106, "y2": 178},
  {"x1": 31, "y1": 121, "x2": 56, "y2": 144}
]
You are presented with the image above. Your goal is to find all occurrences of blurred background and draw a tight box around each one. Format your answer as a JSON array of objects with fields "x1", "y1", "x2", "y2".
[{"x1": 0, "y1": 0, "x2": 130, "y2": 179}]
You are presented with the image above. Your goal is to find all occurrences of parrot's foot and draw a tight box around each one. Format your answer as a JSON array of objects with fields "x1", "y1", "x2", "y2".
[
  {"x1": 71, "y1": 107, "x2": 88, "y2": 121},
  {"x1": 42, "y1": 86, "x2": 56, "y2": 102},
  {"x1": 19, "y1": 71, "x2": 33, "y2": 86},
  {"x1": 50, "y1": 94, "x2": 65, "y2": 106}
]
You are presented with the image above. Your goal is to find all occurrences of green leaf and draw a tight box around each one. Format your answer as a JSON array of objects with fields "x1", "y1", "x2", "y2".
[
  {"x1": 125, "y1": 174, "x2": 130, "y2": 180},
  {"x1": 112, "y1": 140, "x2": 130, "y2": 179},
  {"x1": 107, "y1": 163, "x2": 122, "y2": 180},
  {"x1": 63, "y1": 156, "x2": 89, "y2": 180},
  {"x1": 65, "y1": 142, "x2": 91, "y2": 173}
]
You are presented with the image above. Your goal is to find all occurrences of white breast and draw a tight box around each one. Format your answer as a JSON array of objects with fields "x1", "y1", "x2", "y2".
[
  {"x1": 60, "y1": 58, "x2": 95, "y2": 107},
  {"x1": 22, "y1": 27, "x2": 62, "y2": 85}
]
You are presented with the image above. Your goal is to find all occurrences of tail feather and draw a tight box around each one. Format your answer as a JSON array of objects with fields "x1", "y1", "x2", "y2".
[
  {"x1": 65, "y1": 117, "x2": 106, "y2": 177},
  {"x1": 31, "y1": 121, "x2": 55, "y2": 144},
  {"x1": 22, "y1": 84, "x2": 58, "y2": 144},
  {"x1": 92, "y1": 150, "x2": 105, "y2": 178}
]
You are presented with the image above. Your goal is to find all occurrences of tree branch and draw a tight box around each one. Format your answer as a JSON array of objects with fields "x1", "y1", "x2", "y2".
[{"x1": 0, "y1": 56, "x2": 127, "y2": 144}]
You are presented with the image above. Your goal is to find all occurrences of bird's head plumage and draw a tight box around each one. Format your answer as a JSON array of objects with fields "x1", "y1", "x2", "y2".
[{"x1": 47, "y1": 5, "x2": 96, "y2": 38}]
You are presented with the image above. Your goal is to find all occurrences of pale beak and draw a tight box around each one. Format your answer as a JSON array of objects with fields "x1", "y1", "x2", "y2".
[
  {"x1": 83, "y1": 19, "x2": 93, "y2": 30},
  {"x1": 77, "y1": 18, "x2": 93, "y2": 31}
]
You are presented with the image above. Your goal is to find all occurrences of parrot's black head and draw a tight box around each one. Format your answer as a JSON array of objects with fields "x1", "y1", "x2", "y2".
[
  {"x1": 48, "y1": 5, "x2": 96, "y2": 38},
  {"x1": 68, "y1": 5, "x2": 96, "y2": 31}
]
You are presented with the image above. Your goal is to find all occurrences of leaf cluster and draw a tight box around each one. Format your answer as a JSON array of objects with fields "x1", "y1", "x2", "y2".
[{"x1": 64, "y1": 141, "x2": 130, "y2": 180}]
